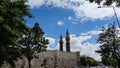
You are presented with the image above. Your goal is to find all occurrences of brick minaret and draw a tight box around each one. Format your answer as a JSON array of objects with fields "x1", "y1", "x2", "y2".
[
  {"x1": 59, "y1": 35, "x2": 63, "y2": 51},
  {"x1": 66, "y1": 30, "x2": 70, "y2": 52}
]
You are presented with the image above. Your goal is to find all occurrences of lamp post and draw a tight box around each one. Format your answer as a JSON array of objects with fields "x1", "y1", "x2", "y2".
[
  {"x1": 112, "y1": 6, "x2": 120, "y2": 28},
  {"x1": 98, "y1": 6, "x2": 120, "y2": 28}
]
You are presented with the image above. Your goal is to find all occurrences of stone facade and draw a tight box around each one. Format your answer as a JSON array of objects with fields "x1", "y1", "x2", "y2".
[
  {"x1": 1, "y1": 50, "x2": 80, "y2": 68},
  {"x1": 31, "y1": 50, "x2": 80, "y2": 68},
  {"x1": 1, "y1": 57, "x2": 28, "y2": 68}
]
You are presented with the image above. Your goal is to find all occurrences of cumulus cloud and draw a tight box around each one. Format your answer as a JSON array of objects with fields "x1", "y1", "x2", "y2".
[
  {"x1": 27, "y1": 0, "x2": 45, "y2": 8},
  {"x1": 81, "y1": 30, "x2": 102, "y2": 36},
  {"x1": 68, "y1": 16, "x2": 72, "y2": 20},
  {"x1": 54, "y1": 34, "x2": 101, "y2": 61},
  {"x1": 27, "y1": 0, "x2": 120, "y2": 20},
  {"x1": 57, "y1": 21, "x2": 64, "y2": 26},
  {"x1": 70, "y1": 34, "x2": 101, "y2": 61},
  {"x1": 45, "y1": 37, "x2": 56, "y2": 50},
  {"x1": 69, "y1": 34, "x2": 92, "y2": 52},
  {"x1": 80, "y1": 42, "x2": 101, "y2": 61}
]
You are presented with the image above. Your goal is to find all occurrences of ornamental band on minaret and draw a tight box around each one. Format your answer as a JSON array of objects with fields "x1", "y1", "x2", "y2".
[
  {"x1": 59, "y1": 35, "x2": 63, "y2": 51},
  {"x1": 66, "y1": 30, "x2": 70, "y2": 52}
]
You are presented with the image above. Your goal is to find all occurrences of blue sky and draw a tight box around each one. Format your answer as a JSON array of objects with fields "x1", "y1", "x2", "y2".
[{"x1": 25, "y1": 0, "x2": 120, "y2": 61}]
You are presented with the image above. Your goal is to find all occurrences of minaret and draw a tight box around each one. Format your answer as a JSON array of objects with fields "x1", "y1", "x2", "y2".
[
  {"x1": 66, "y1": 30, "x2": 70, "y2": 52},
  {"x1": 59, "y1": 35, "x2": 63, "y2": 51}
]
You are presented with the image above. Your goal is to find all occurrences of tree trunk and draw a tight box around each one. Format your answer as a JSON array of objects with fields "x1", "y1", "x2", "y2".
[
  {"x1": 27, "y1": 53, "x2": 31, "y2": 68},
  {"x1": 118, "y1": 60, "x2": 120, "y2": 68},
  {"x1": 27, "y1": 46, "x2": 31, "y2": 68},
  {"x1": 117, "y1": 64, "x2": 120, "y2": 68},
  {"x1": 28, "y1": 58, "x2": 31, "y2": 68}
]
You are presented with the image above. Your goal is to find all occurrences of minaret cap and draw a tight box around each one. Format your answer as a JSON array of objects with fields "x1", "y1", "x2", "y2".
[
  {"x1": 66, "y1": 30, "x2": 70, "y2": 41},
  {"x1": 66, "y1": 29, "x2": 69, "y2": 35},
  {"x1": 59, "y1": 34, "x2": 63, "y2": 44}
]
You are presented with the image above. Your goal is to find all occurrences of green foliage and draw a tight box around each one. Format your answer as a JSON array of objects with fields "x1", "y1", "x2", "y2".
[
  {"x1": 80, "y1": 56, "x2": 99, "y2": 66},
  {"x1": 102, "y1": 56, "x2": 118, "y2": 66},
  {"x1": 97, "y1": 22, "x2": 120, "y2": 67},
  {"x1": 80, "y1": 56, "x2": 88, "y2": 66},
  {"x1": 20, "y1": 23, "x2": 49, "y2": 68},
  {"x1": 89, "y1": 0, "x2": 120, "y2": 7},
  {"x1": 0, "y1": 0, "x2": 32, "y2": 65}
]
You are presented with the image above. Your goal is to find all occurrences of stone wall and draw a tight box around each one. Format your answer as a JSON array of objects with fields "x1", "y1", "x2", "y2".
[
  {"x1": 1, "y1": 50, "x2": 80, "y2": 68},
  {"x1": 31, "y1": 50, "x2": 57, "y2": 68},
  {"x1": 32, "y1": 50, "x2": 80, "y2": 68},
  {"x1": 1, "y1": 57, "x2": 28, "y2": 68}
]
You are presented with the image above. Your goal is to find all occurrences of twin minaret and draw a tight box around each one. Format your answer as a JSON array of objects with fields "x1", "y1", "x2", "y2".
[{"x1": 59, "y1": 30, "x2": 71, "y2": 52}]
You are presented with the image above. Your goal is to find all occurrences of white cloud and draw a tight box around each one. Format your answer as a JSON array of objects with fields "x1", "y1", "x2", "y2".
[
  {"x1": 54, "y1": 34, "x2": 101, "y2": 61},
  {"x1": 69, "y1": 34, "x2": 92, "y2": 52},
  {"x1": 80, "y1": 42, "x2": 101, "y2": 61},
  {"x1": 27, "y1": 0, "x2": 120, "y2": 20},
  {"x1": 72, "y1": 22, "x2": 77, "y2": 24},
  {"x1": 57, "y1": 21, "x2": 64, "y2": 26},
  {"x1": 45, "y1": 37, "x2": 56, "y2": 50},
  {"x1": 69, "y1": 34, "x2": 101, "y2": 61},
  {"x1": 68, "y1": 16, "x2": 72, "y2": 20},
  {"x1": 81, "y1": 30, "x2": 102, "y2": 35},
  {"x1": 27, "y1": 0, "x2": 45, "y2": 8},
  {"x1": 58, "y1": 34, "x2": 92, "y2": 52}
]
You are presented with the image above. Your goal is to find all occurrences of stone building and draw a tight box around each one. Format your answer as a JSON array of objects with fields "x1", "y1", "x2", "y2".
[
  {"x1": 1, "y1": 30, "x2": 80, "y2": 68},
  {"x1": 31, "y1": 30, "x2": 80, "y2": 68},
  {"x1": 31, "y1": 50, "x2": 80, "y2": 68}
]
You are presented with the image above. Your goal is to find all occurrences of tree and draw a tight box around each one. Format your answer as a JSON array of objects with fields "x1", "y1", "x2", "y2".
[
  {"x1": 101, "y1": 55, "x2": 118, "y2": 67},
  {"x1": 0, "y1": 0, "x2": 32, "y2": 66},
  {"x1": 20, "y1": 23, "x2": 49, "y2": 68},
  {"x1": 80, "y1": 56, "x2": 99, "y2": 66},
  {"x1": 89, "y1": 0, "x2": 120, "y2": 7},
  {"x1": 96, "y1": 22, "x2": 120, "y2": 67},
  {"x1": 80, "y1": 56, "x2": 88, "y2": 66}
]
